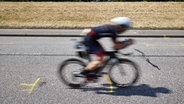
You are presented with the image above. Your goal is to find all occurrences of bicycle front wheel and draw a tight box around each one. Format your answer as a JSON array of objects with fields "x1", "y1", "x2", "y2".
[
  {"x1": 58, "y1": 59, "x2": 86, "y2": 89},
  {"x1": 109, "y1": 59, "x2": 140, "y2": 88}
]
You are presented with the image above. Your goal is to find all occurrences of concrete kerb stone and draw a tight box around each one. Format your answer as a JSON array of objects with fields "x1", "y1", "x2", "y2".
[{"x1": 0, "y1": 29, "x2": 184, "y2": 38}]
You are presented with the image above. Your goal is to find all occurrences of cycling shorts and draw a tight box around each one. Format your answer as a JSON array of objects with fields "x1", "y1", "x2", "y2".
[{"x1": 84, "y1": 35, "x2": 105, "y2": 58}]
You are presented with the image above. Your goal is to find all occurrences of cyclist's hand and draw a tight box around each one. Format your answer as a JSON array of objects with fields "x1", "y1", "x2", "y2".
[
  {"x1": 113, "y1": 44, "x2": 122, "y2": 50},
  {"x1": 126, "y1": 39, "x2": 135, "y2": 45},
  {"x1": 113, "y1": 39, "x2": 135, "y2": 50}
]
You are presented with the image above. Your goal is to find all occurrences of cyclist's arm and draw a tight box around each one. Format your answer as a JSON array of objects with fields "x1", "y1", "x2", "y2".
[
  {"x1": 113, "y1": 38, "x2": 134, "y2": 50},
  {"x1": 109, "y1": 27, "x2": 134, "y2": 50}
]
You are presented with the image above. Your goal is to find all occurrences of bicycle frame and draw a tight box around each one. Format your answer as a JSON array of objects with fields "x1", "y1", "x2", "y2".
[
  {"x1": 95, "y1": 51, "x2": 121, "y2": 75},
  {"x1": 77, "y1": 50, "x2": 121, "y2": 77},
  {"x1": 58, "y1": 40, "x2": 139, "y2": 88},
  {"x1": 74, "y1": 40, "x2": 133, "y2": 79}
]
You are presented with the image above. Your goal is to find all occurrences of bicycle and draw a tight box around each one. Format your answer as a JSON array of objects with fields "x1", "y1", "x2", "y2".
[{"x1": 58, "y1": 39, "x2": 140, "y2": 89}]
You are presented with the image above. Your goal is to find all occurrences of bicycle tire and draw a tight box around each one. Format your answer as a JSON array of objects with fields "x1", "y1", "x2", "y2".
[
  {"x1": 109, "y1": 58, "x2": 139, "y2": 88},
  {"x1": 58, "y1": 59, "x2": 86, "y2": 89}
]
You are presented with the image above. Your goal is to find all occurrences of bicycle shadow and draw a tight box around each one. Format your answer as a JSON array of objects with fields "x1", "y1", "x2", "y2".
[{"x1": 81, "y1": 84, "x2": 172, "y2": 97}]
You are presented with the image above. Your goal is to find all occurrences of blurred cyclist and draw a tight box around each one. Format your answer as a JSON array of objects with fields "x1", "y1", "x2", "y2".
[{"x1": 75, "y1": 17, "x2": 134, "y2": 77}]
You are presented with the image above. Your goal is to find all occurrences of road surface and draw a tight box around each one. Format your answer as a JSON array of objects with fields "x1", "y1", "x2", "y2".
[{"x1": 0, "y1": 29, "x2": 184, "y2": 104}]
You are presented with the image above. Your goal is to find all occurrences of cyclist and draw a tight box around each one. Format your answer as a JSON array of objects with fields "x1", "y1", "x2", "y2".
[{"x1": 75, "y1": 17, "x2": 134, "y2": 77}]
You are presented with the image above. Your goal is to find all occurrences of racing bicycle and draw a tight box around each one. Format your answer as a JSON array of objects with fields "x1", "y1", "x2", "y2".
[{"x1": 58, "y1": 39, "x2": 140, "y2": 89}]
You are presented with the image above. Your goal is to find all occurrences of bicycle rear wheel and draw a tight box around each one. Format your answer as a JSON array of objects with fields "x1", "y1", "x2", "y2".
[
  {"x1": 109, "y1": 59, "x2": 139, "y2": 88},
  {"x1": 58, "y1": 59, "x2": 86, "y2": 88}
]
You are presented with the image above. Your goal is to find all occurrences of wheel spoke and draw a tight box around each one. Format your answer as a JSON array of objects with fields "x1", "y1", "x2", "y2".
[
  {"x1": 58, "y1": 59, "x2": 86, "y2": 88},
  {"x1": 109, "y1": 59, "x2": 139, "y2": 88}
]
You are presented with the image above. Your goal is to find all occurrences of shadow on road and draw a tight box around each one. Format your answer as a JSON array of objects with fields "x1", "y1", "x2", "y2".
[{"x1": 81, "y1": 84, "x2": 172, "y2": 97}]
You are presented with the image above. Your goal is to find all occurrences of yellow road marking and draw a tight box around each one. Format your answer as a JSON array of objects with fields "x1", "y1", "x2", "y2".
[
  {"x1": 145, "y1": 43, "x2": 184, "y2": 47},
  {"x1": 105, "y1": 75, "x2": 114, "y2": 93},
  {"x1": 163, "y1": 35, "x2": 170, "y2": 39},
  {"x1": 0, "y1": 42, "x2": 15, "y2": 45},
  {"x1": 20, "y1": 78, "x2": 40, "y2": 94}
]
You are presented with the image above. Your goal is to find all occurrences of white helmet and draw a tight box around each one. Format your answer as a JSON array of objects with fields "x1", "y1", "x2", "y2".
[{"x1": 111, "y1": 17, "x2": 132, "y2": 29}]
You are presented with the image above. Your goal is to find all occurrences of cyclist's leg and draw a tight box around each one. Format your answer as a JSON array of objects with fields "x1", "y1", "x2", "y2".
[
  {"x1": 85, "y1": 53, "x2": 104, "y2": 70},
  {"x1": 79, "y1": 37, "x2": 105, "y2": 75}
]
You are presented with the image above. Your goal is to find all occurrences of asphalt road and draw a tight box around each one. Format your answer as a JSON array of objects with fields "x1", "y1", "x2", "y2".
[{"x1": 0, "y1": 31, "x2": 184, "y2": 104}]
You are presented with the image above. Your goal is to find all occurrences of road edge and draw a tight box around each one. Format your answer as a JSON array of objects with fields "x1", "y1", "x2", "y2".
[{"x1": 0, "y1": 29, "x2": 183, "y2": 38}]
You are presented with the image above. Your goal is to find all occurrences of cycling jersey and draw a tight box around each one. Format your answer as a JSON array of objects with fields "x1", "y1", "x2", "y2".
[
  {"x1": 90, "y1": 24, "x2": 121, "y2": 43},
  {"x1": 84, "y1": 24, "x2": 121, "y2": 57}
]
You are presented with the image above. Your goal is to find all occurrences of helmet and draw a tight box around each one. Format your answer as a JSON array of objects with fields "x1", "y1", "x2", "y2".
[{"x1": 111, "y1": 17, "x2": 132, "y2": 29}]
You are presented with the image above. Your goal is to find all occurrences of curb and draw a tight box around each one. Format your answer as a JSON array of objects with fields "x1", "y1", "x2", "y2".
[
  {"x1": 0, "y1": 29, "x2": 183, "y2": 38},
  {"x1": 0, "y1": 34, "x2": 184, "y2": 38}
]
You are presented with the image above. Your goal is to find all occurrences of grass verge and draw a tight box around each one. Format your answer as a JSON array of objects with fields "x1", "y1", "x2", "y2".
[{"x1": 0, "y1": 2, "x2": 183, "y2": 29}]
